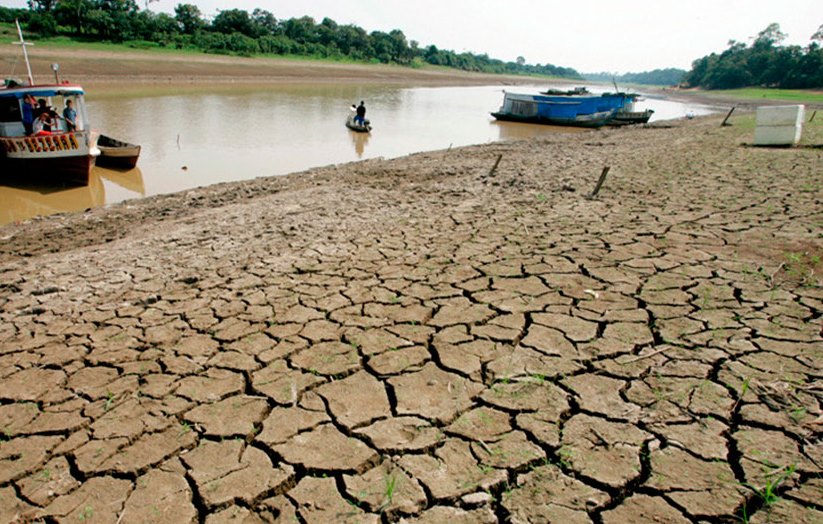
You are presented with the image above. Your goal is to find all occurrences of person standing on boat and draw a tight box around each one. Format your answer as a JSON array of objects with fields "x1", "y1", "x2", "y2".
[
  {"x1": 63, "y1": 99, "x2": 77, "y2": 131},
  {"x1": 21, "y1": 94, "x2": 36, "y2": 135},
  {"x1": 355, "y1": 101, "x2": 366, "y2": 126}
]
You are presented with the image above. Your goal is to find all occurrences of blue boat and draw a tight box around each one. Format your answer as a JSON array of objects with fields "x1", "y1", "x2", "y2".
[
  {"x1": 491, "y1": 91, "x2": 630, "y2": 128},
  {"x1": 541, "y1": 87, "x2": 655, "y2": 126}
]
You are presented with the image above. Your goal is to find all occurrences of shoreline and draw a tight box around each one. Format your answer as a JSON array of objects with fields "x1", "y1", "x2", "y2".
[{"x1": 1, "y1": 109, "x2": 821, "y2": 261}]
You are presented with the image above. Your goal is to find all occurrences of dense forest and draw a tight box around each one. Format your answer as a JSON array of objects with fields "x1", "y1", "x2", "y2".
[
  {"x1": 4, "y1": 3, "x2": 821, "y2": 90},
  {"x1": 0, "y1": 1, "x2": 582, "y2": 80},
  {"x1": 683, "y1": 23, "x2": 823, "y2": 89},
  {"x1": 584, "y1": 68, "x2": 687, "y2": 87}
]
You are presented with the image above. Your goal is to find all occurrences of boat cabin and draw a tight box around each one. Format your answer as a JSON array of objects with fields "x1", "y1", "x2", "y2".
[{"x1": 0, "y1": 82, "x2": 89, "y2": 136}]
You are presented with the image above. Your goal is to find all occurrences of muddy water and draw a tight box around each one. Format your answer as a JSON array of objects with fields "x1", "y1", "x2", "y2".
[{"x1": 0, "y1": 84, "x2": 713, "y2": 225}]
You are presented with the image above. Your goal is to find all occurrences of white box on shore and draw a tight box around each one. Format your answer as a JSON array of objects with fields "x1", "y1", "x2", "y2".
[
  {"x1": 756, "y1": 105, "x2": 805, "y2": 127},
  {"x1": 754, "y1": 105, "x2": 804, "y2": 146},
  {"x1": 754, "y1": 125, "x2": 803, "y2": 146}
]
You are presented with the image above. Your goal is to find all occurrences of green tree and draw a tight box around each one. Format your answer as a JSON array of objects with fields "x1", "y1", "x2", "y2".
[
  {"x1": 174, "y1": 3, "x2": 203, "y2": 34},
  {"x1": 54, "y1": 0, "x2": 92, "y2": 35},
  {"x1": 251, "y1": 8, "x2": 277, "y2": 37},
  {"x1": 26, "y1": 0, "x2": 57, "y2": 12},
  {"x1": 212, "y1": 9, "x2": 255, "y2": 37},
  {"x1": 282, "y1": 16, "x2": 317, "y2": 43},
  {"x1": 754, "y1": 23, "x2": 787, "y2": 46},
  {"x1": 85, "y1": 0, "x2": 138, "y2": 41},
  {"x1": 335, "y1": 24, "x2": 370, "y2": 58}
]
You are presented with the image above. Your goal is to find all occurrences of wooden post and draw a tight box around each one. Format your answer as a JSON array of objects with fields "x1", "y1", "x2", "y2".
[
  {"x1": 721, "y1": 107, "x2": 735, "y2": 127},
  {"x1": 488, "y1": 154, "x2": 503, "y2": 176},
  {"x1": 810, "y1": 110, "x2": 817, "y2": 123},
  {"x1": 588, "y1": 166, "x2": 611, "y2": 199}
]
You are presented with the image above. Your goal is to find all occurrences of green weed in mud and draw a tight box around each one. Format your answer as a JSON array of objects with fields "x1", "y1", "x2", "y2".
[
  {"x1": 741, "y1": 463, "x2": 796, "y2": 509},
  {"x1": 78, "y1": 505, "x2": 94, "y2": 521}
]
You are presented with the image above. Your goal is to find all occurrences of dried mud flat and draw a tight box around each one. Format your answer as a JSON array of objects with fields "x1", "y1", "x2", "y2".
[{"x1": 0, "y1": 113, "x2": 821, "y2": 523}]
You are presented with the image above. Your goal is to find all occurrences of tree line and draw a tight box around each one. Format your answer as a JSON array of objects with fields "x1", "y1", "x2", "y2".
[
  {"x1": 0, "y1": 1, "x2": 582, "y2": 80},
  {"x1": 584, "y1": 68, "x2": 687, "y2": 87},
  {"x1": 683, "y1": 23, "x2": 823, "y2": 89}
]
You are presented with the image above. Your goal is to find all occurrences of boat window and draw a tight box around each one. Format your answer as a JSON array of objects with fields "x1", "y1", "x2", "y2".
[
  {"x1": 0, "y1": 97, "x2": 22, "y2": 123},
  {"x1": 511, "y1": 100, "x2": 538, "y2": 117}
]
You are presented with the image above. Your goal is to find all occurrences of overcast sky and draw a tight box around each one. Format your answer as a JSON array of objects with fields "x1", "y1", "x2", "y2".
[{"x1": 3, "y1": 0, "x2": 821, "y2": 73}]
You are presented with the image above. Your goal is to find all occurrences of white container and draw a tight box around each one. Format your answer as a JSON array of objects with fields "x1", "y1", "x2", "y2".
[
  {"x1": 754, "y1": 105, "x2": 804, "y2": 146},
  {"x1": 754, "y1": 125, "x2": 803, "y2": 146}
]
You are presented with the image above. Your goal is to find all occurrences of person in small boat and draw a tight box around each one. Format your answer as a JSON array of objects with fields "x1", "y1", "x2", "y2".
[
  {"x1": 21, "y1": 94, "x2": 36, "y2": 135},
  {"x1": 63, "y1": 99, "x2": 77, "y2": 131},
  {"x1": 355, "y1": 101, "x2": 366, "y2": 126},
  {"x1": 32, "y1": 111, "x2": 56, "y2": 135}
]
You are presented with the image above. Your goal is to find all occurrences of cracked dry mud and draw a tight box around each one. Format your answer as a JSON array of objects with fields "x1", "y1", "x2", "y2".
[{"x1": 0, "y1": 113, "x2": 821, "y2": 523}]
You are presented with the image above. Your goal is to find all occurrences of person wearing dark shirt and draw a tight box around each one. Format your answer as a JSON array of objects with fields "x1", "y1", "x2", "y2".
[
  {"x1": 21, "y1": 94, "x2": 35, "y2": 135},
  {"x1": 355, "y1": 101, "x2": 366, "y2": 125}
]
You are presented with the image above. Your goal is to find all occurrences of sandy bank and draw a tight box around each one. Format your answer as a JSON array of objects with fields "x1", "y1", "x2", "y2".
[{"x1": 0, "y1": 45, "x2": 543, "y2": 89}]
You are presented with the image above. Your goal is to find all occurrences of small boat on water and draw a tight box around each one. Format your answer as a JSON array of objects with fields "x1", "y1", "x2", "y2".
[
  {"x1": 0, "y1": 21, "x2": 99, "y2": 185},
  {"x1": 97, "y1": 134, "x2": 141, "y2": 169},
  {"x1": 345, "y1": 114, "x2": 372, "y2": 133},
  {"x1": 491, "y1": 91, "x2": 622, "y2": 128}
]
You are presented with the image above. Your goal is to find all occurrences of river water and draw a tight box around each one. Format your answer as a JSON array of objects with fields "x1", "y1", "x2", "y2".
[{"x1": 0, "y1": 83, "x2": 715, "y2": 225}]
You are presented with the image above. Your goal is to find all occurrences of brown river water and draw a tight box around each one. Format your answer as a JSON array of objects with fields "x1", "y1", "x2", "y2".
[{"x1": 0, "y1": 83, "x2": 714, "y2": 225}]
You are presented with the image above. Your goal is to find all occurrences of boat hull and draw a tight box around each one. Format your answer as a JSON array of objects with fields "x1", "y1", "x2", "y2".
[
  {"x1": 491, "y1": 111, "x2": 613, "y2": 128},
  {"x1": 0, "y1": 131, "x2": 98, "y2": 185},
  {"x1": 345, "y1": 116, "x2": 371, "y2": 133},
  {"x1": 608, "y1": 109, "x2": 654, "y2": 126},
  {"x1": 0, "y1": 153, "x2": 95, "y2": 186}
]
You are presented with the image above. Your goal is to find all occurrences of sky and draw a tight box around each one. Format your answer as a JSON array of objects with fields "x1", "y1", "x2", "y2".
[{"x1": 3, "y1": 0, "x2": 821, "y2": 73}]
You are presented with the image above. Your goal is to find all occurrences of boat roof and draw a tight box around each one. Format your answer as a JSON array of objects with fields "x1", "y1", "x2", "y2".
[{"x1": 0, "y1": 82, "x2": 85, "y2": 98}]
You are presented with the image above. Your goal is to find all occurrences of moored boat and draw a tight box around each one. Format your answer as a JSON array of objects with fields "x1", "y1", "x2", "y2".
[
  {"x1": 608, "y1": 108, "x2": 654, "y2": 126},
  {"x1": 491, "y1": 91, "x2": 621, "y2": 128},
  {"x1": 606, "y1": 93, "x2": 654, "y2": 125},
  {"x1": 0, "y1": 22, "x2": 98, "y2": 185},
  {"x1": 97, "y1": 134, "x2": 141, "y2": 169}
]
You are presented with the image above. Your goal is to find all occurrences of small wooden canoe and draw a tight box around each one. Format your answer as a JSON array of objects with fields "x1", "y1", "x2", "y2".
[
  {"x1": 97, "y1": 134, "x2": 141, "y2": 169},
  {"x1": 345, "y1": 115, "x2": 372, "y2": 133}
]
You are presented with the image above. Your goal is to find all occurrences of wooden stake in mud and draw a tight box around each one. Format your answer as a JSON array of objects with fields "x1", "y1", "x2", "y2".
[
  {"x1": 588, "y1": 166, "x2": 611, "y2": 199},
  {"x1": 721, "y1": 107, "x2": 735, "y2": 127},
  {"x1": 488, "y1": 154, "x2": 503, "y2": 177},
  {"x1": 810, "y1": 110, "x2": 817, "y2": 123}
]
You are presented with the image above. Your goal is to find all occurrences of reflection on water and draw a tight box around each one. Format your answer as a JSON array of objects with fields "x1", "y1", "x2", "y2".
[
  {"x1": 0, "y1": 83, "x2": 715, "y2": 225},
  {"x1": 0, "y1": 171, "x2": 106, "y2": 225},
  {"x1": 99, "y1": 166, "x2": 146, "y2": 196},
  {"x1": 349, "y1": 130, "x2": 370, "y2": 158}
]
